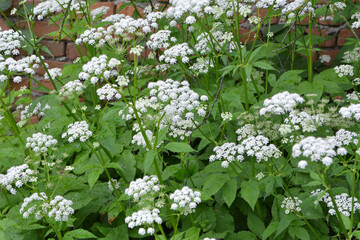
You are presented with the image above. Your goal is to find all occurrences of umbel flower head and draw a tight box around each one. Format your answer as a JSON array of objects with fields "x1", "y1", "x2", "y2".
[
  {"x1": 125, "y1": 208, "x2": 162, "y2": 236},
  {"x1": 0, "y1": 164, "x2": 37, "y2": 194},
  {"x1": 260, "y1": 91, "x2": 304, "y2": 115},
  {"x1": 170, "y1": 186, "x2": 201, "y2": 215},
  {"x1": 125, "y1": 175, "x2": 161, "y2": 201},
  {"x1": 62, "y1": 121, "x2": 93, "y2": 143},
  {"x1": 26, "y1": 132, "x2": 57, "y2": 153}
]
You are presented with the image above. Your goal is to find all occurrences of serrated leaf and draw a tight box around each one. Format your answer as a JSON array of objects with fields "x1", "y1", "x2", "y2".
[
  {"x1": 289, "y1": 227, "x2": 310, "y2": 240},
  {"x1": 144, "y1": 149, "x2": 157, "y2": 173},
  {"x1": 247, "y1": 213, "x2": 265, "y2": 238},
  {"x1": 165, "y1": 142, "x2": 195, "y2": 153},
  {"x1": 203, "y1": 173, "x2": 229, "y2": 198},
  {"x1": 275, "y1": 214, "x2": 296, "y2": 237},
  {"x1": 63, "y1": 229, "x2": 97, "y2": 240},
  {"x1": 0, "y1": 0, "x2": 12, "y2": 11},
  {"x1": 252, "y1": 61, "x2": 277, "y2": 71},
  {"x1": 87, "y1": 168, "x2": 103, "y2": 189},
  {"x1": 222, "y1": 178, "x2": 237, "y2": 207},
  {"x1": 262, "y1": 221, "x2": 279, "y2": 240},
  {"x1": 240, "y1": 179, "x2": 260, "y2": 210}
]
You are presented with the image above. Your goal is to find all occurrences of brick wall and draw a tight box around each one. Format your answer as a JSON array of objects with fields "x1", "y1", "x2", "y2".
[{"x1": 4, "y1": 0, "x2": 360, "y2": 94}]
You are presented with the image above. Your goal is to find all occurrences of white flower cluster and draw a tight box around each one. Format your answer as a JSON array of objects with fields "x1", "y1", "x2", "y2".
[
  {"x1": 343, "y1": 48, "x2": 360, "y2": 63},
  {"x1": 339, "y1": 104, "x2": 360, "y2": 120},
  {"x1": 281, "y1": 197, "x2": 302, "y2": 214},
  {"x1": 125, "y1": 175, "x2": 160, "y2": 201},
  {"x1": 125, "y1": 208, "x2": 162, "y2": 235},
  {"x1": 0, "y1": 55, "x2": 43, "y2": 82},
  {"x1": 90, "y1": 6, "x2": 109, "y2": 20},
  {"x1": 189, "y1": 57, "x2": 214, "y2": 75},
  {"x1": 96, "y1": 84, "x2": 121, "y2": 101},
  {"x1": 102, "y1": 14, "x2": 126, "y2": 23},
  {"x1": 170, "y1": 186, "x2": 201, "y2": 215},
  {"x1": 146, "y1": 30, "x2": 173, "y2": 50},
  {"x1": 58, "y1": 80, "x2": 85, "y2": 98},
  {"x1": 119, "y1": 79, "x2": 208, "y2": 140},
  {"x1": 48, "y1": 196, "x2": 75, "y2": 221},
  {"x1": 311, "y1": 190, "x2": 360, "y2": 217},
  {"x1": 75, "y1": 27, "x2": 110, "y2": 46},
  {"x1": 0, "y1": 28, "x2": 23, "y2": 55},
  {"x1": 20, "y1": 102, "x2": 51, "y2": 120},
  {"x1": 166, "y1": 0, "x2": 210, "y2": 20},
  {"x1": 108, "y1": 178, "x2": 120, "y2": 192},
  {"x1": 284, "y1": 111, "x2": 328, "y2": 133},
  {"x1": 260, "y1": 91, "x2": 305, "y2": 115},
  {"x1": 20, "y1": 192, "x2": 74, "y2": 221},
  {"x1": 319, "y1": 55, "x2": 331, "y2": 64},
  {"x1": 26, "y1": 132, "x2": 57, "y2": 153},
  {"x1": 209, "y1": 142, "x2": 245, "y2": 168},
  {"x1": 334, "y1": 65, "x2": 354, "y2": 78},
  {"x1": 131, "y1": 130, "x2": 164, "y2": 150},
  {"x1": 334, "y1": 129, "x2": 358, "y2": 146},
  {"x1": 0, "y1": 164, "x2": 37, "y2": 194},
  {"x1": 292, "y1": 136, "x2": 338, "y2": 167},
  {"x1": 159, "y1": 43, "x2": 194, "y2": 64},
  {"x1": 44, "y1": 68, "x2": 62, "y2": 80},
  {"x1": 210, "y1": 135, "x2": 281, "y2": 167},
  {"x1": 33, "y1": 0, "x2": 84, "y2": 20},
  {"x1": 221, "y1": 112, "x2": 232, "y2": 121},
  {"x1": 79, "y1": 55, "x2": 121, "y2": 84},
  {"x1": 241, "y1": 135, "x2": 282, "y2": 162},
  {"x1": 62, "y1": 121, "x2": 92, "y2": 143},
  {"x1": 281, "y1": 0, "x2": 314, "y2": 19},
  {"x1": 129, "y1": 45, "x2": 144, "y2": 56},
  {"x1": 351, "y1": 12, "x2": 360, "y2": 29},
  {"x1": 203, "y1": 238, "x2": 216, "y2": 240},
  {"x1": 236, "y1": 124, "x2": 262, "y2": 141},
  {"x1": 195, "y1": 31, "x2": 236, "y2": 55}
]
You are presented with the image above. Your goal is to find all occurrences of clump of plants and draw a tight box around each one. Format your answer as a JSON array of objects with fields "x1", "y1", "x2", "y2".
[{"x1": 0, "y1": 0, "x2": 360, "y2": 239}]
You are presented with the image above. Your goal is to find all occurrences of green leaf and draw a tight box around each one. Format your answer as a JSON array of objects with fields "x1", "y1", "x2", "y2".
[
  {"x1": 275, "y1": 214, "x2": 296, "y2": 237},
  {"x1": 144, "y1": 149, "x2": 157, "y2": 173},
  {"x1": 289, "y1": 227, "x2": 310, "y2": 240},
  {"x1": 247, "y1": 213, "x2": 265, "y2": 238},
  {"x1": 87, "y1": 168, "x2": 103, "y2": 189},
  {"x1": 252, "y1": 61, "x2": 277, "y2": 71},
  {"x1": 353, "y1": 230, "x2": 360, "y2": 239},
  {"x1": 203, "y1": 173, "x2": 229, "y2": 198},
  {"x1": 340, "y1": 213, "x2": 351, "y2": 230},
  {"x1": 234, "y1": 231, "x2": 257, "y2": 240},
  {"x1": 64, "y1": 229, "x2": 97, "y2": 239},
  {"x1": 0, "y1": 0, "x2": 12, "y2": 11},
  {"x1": 240, "y1": 179, "x2": 260, "y2": 210},
  {"x1": 222, "y1": 178, "x2": 237, "y2": 207},
  {"x1": 262, "y1": 221, "x2": 279, "y2": 240},
  {"x1": 165, "y1": 142, "x2": 195, "y2": 153}
]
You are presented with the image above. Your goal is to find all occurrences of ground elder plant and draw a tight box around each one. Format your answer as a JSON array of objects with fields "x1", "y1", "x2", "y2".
[{"x1": 0, "y1": 0, "x2": 360, "y2": 239}]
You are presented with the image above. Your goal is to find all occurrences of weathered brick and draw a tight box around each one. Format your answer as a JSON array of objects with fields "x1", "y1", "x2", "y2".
[
  {"x1": 10, "y1": 77, "x2": 30, "y2": 90},
  {"x1": 66, "y1": 42, "x2": 87, "y2": 60},
  {"x1": 319, "y1": 50, "x2": 339, "y2": 66},
  {"x1": 38, "y1": 60, "x2": 69, "y2": 75},
  {"x1": 238, "y1": 28, "x2": 261, "y2": 44},
  {"x1": 0, "y1": 18, "x2": 11, "y2": 30},
  {"x1": 39, "y1": 40, "x2": 66, "y2": 57},
  {"x1": 305, "y1": 28, "x2": 336, "y2": 47},
  {"x1": 256, "y1": 8, "x2": 278, "y2": 24},
  {"x1": 90, "y1": 2, "x2": 115, "y2": 19},
  {"x1": 337, "y1": 29, "x2": 360, "y2": 46},
  {"x1": 116, "y1": 3, "x2": 144, "y2": 17}
]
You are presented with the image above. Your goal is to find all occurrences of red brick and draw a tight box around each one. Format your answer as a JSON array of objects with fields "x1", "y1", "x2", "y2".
[
  {"x1": 38, "y1": 60, "x2": 69, "y2": 75},
  {"x1": 10, "y1": 77, "x2": 29, "y2": 90},
  {"x1": 33, "y1": 79, "x2": 55, "y2": 91},
  {"x1": 337, "y1": 29, "x2": 360, "y2": 46},
  {"x1": 317, "y1": 16, "x2": 341, "y2": 26},
  {"x1": 116, "y1": 3, "x2": 144, "y2": 18},
  {"x1": 256, "y1": 8, "x2": 278, "y2": 24},
  {"x1": 39, "y1": 40, "x2": 65, "y2": 57},
  {"x1": 0, "y1": 18, "x2": 11, "y2": 30},
  {"x1": 305, "y1": 28, "x2": 335, "y2": 47},
  {"x1": 319, "y1": 50, "x2": 339, "y2": 66},
  {"x1": 90, "y1": 2, "x2": 115, "y2": 19},
  {"x1": 238, "y1": 28, "x2": 261, "y2": 44},
  {"x1": 66, "y1": 42, "x2": 87, "y2": 60}
]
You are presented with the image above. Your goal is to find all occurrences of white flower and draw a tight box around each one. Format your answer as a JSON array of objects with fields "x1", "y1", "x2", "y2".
[
  {"x1": 221, "y1": 112, "x2": 233, "y2": 121},
  {"x1": 319, "y1": 55, "x2": 331, "y2": 64},
  {"x1": 0, "y1": 164, "x2": 37, "y2": 194},
  {"x1": 297, "y1": 160, "x2": 308, "y2": 169},
  {"x1": 62, "y1": 121, "x2": 92, "y2": 143},
  {"x1": 281, "y1": 197, "x2": 302, "y2": 214},
  {"x1": 96, "y1": 84, "x2": 121, "y2": 100},
  {"x1": 20, "y1": 102, "x2": 50, "y2": 120},
  {"x1": 334, "y1": 65, "x2": 354, "y2": 78},
  {"x1": 26, "y1": 132, "x2": 57, "y2": 153},
  {"x1": 260, "y1": 91, "x2": 304, "y2": 115},
  {"x1": 170, "y1": 186, "x2": 201, "y2": 215},
  {"x1": 125, "y1": 208, "x2": 161, "y2": 235},
  {"x1": 125, "y1": 175, "x2": 160, "y2": 201}
]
